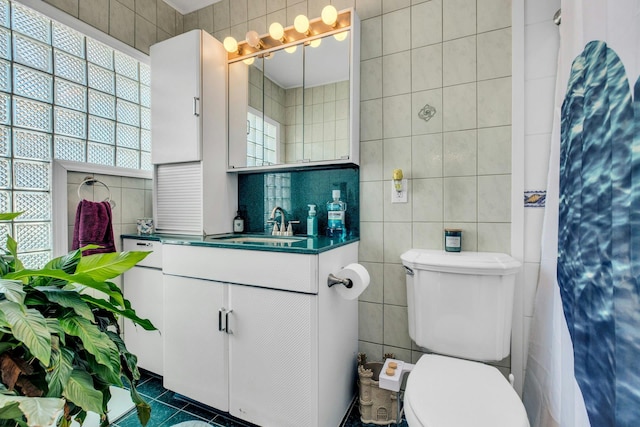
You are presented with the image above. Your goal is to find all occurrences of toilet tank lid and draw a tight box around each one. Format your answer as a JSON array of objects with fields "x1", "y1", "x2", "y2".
[{"x1": 401, "y1": 249, "x2": 521, "y2": 275}]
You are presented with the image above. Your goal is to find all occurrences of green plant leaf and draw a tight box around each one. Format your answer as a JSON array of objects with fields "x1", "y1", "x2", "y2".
[
  {"x1": 81, "y1": 294, "x2": 157, "y2": 331},
  {"x1": 4, "y1": 270, "x2": 125, "y2": 308},
  {"x1": 85, "y1": 352, "x2": 122, "y2": 387},
  {"x1": 37, "y1": 288, "x2": 95, "y2": 322},
  {"x1": 0, "y1": 400, "x2": 23, "y2": 420},
  {"x1": 63, "y1": 369, "x2": 103, "y2": 415},
  {"x1": 74, "y1": 410, "x2": 87, "y2": 426},
  {"x1": 0, "y1": 212, "x2": 22, "y2": 222},
  {"x1": 105, "y1": 331, "x2": 140, "y2": 382},
  {"x1": 0, "y1": 301, "x2": 51, "y2": 366},
  {"x1": 45, "y1": 318, "x2": 64, "y2": 343},
  {"x1": 44, "y1": 250, "x2": 82, "y2": 275},
  {"x1": 0, "y1": 394, "x2": 65, "y2": 427},
  {"x1": 6, "y1": 236, "x2": 16, "y2": 256},
  {"x1": 76, "y1": 252, "x2": 151, "y2": 282},
  {"x1": 126, "y1": 379, "x2": 150, "y2": 427},
  {"x1": 5, "y1": 236, "x2": 24, "y2": 273},
  {"x1": 45, "y1": 347, "x2": 74, "y2": 398},
  {"x1": 59, "y1": 317, "x2": 120, "y2": 378},
  {"x1": 0, "y1": 343, "x2": 16, "y2": 354},
  {"x1": 0, "y1": 280, "x2": 25, "y2": 304}
]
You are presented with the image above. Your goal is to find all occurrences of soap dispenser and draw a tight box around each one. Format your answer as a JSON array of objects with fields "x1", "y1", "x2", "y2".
[
  {"x1": 233, "y1": 210, "x2": 244, "y2": 233},
  {"x1": 307, "y1": 204, "x2": 318, "y2": 237}
]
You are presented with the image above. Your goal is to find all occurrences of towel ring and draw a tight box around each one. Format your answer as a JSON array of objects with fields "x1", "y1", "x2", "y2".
[{"x1": 78, "y1": 177, "x2": 115, "y2": 208}]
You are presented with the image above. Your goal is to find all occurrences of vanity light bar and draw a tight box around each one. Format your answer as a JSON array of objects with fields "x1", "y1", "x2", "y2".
[{"x1": 225, "y1": 8, "x2": 352, "y2": 62}]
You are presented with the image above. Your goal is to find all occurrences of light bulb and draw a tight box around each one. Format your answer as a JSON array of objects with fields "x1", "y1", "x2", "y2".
[
  {"x1": 284, "y1": 45, "x2": 297, "y2": 53},
  {"x1": 333, "y1": 31, "x2": 348, "y2": 41},
  {"x1": 223, "y1": 36, "x2": 238, "y2": 53},
  {"x1": 243, "y1": 57, "x2": 255, "y2": 65},
  {"x1": 309, "y1": 38, "x2": 322, "y2": 48},
  {"x1": 246, "y1": 30, "x2": 261, "y2": 48},
  {"x1": 294, "y1": 14, "x2": 310, "y2": 34},
  {"x1": 269, "y1": 22, "x2": 285, "y2": 41},
  {"x1": 321, "y1": 5, "x2": 338, "y2": 26}
]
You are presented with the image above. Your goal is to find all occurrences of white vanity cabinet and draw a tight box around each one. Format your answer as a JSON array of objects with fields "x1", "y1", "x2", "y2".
[
  {"x1": 122, "y1": 238, "x2": 164, "y2": 375},
  {"x1": 162, "y1": 243, "x2": 358, "y2": 427}
]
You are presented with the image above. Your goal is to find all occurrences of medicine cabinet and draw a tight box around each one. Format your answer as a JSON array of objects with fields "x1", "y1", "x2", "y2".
[{"x1": 227, "y1": 9, "x2": 360, "y2": 171}]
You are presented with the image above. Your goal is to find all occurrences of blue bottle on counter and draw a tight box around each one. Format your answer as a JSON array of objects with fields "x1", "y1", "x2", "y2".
[{"x1": 326, "y1": 190, "x2": 347, "y2": 238}]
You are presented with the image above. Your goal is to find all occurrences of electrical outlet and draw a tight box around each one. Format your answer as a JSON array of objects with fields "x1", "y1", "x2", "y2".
[{"x1": 391, "y1": 180, "x2": 408, "y2": 203}]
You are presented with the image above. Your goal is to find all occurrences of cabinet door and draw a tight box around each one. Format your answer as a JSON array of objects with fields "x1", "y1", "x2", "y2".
[
  {"x1": 163, "y1": 275, "x2": 228, "y2": 410},
  {"x1": 123, "y1": 266, "x2": 164, "y2": 375},
  {"x1": 229, "y1": 285, "x2": 317, "y2": 427},
  {"x1": 150, "y1": 30, "x2": 202, "y2": 164}
]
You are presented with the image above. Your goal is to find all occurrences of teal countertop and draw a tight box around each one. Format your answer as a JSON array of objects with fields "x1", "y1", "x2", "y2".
[{"x1": 121, "y1": 233, "x2": 359, "y2": 254}]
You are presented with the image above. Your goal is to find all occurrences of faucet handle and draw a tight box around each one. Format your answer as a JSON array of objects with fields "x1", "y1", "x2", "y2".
[
  {"x1": 285, "y1": 220, "x2": 300, "y2": 236},
  {"x1": 268, "y1": 220, "x2": 280, "y2": 236}
]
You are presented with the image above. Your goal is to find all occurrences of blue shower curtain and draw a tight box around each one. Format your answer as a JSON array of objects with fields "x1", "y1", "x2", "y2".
[{"x1": 558, "y1": 40, "x2": 640, "y2": 426}]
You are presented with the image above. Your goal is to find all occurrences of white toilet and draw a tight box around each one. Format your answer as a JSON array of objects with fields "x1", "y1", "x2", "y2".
[{"x1": 400, "y1": 249, "x2": 530, "y2": 427}]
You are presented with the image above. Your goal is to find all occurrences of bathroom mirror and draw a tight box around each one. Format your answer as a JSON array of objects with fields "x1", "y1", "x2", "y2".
[
  {"x1": 227, "y1": 10, "x2": 360, "y2": 171},
  {"x1": 302, "y1": 33, "x2": 351, "y2": 163}
]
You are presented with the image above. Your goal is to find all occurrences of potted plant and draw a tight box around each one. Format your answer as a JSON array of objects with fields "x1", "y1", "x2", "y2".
[{"x1": 0, "y1": 212, "x2": 156, "y2": 427}]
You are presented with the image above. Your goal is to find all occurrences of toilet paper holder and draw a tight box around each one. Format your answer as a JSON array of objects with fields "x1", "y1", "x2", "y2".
[{"x1": 327, "y1": 273, "x2": 353, "y2": 289}]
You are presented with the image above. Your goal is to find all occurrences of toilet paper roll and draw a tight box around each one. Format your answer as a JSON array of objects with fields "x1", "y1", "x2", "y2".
[{"x1": 332, "y1": 263, "x2": 370, "y2": 300}]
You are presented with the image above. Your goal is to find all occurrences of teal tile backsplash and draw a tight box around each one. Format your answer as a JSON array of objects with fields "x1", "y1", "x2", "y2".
[{"x1": 238, "y1": 167, "x2": 359, "y2": 237}]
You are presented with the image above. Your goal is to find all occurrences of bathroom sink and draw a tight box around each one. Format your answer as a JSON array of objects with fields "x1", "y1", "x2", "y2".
[{"x1": 205, "y1": 235, "x2": 306, "y2": 245}]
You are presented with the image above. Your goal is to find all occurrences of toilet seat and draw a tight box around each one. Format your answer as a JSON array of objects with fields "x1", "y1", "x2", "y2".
[{"x1": 404, "y1": 355, "x2": 529, "y2": 427}]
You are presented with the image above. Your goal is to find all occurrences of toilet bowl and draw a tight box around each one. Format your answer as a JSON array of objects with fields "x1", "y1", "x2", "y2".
[{"x1": 403, "y1": 354, "x2": 529, "y2": 427}]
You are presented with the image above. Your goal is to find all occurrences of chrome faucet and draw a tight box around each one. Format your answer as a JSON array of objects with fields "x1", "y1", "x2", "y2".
[
  {"x1": 269, "y1": 206, "x2": 287, "y2": 235},
  {"x1": 268, "y1": 206, "x2": 299, "y2": 236}
]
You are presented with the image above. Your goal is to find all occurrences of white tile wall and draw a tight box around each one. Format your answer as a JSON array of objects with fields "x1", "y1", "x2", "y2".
[
  {"x1": 443, "y1": 36, "x2": 476, "y2": 86},
  {"x1": 412, "y1": 44, "x2": 443, "y2": 91},
  {"x1": 411, "y1": 0, "x2": 442, "y2": 48},
  {"x1": 443, "y1": 130, "x2": 477, "y2": 177},
  {"x1": 442, "y1": 0, "x2": 476, "y2": 41},
  {"x1": 382, "y1": 94, "x2": 412, "y2": 138},
  {"x1": 411, "y1": 133, "x2": 443, "y2": 178},
  {"x1": 443, "y1": 83, "x2": 477, "y2": 131}
]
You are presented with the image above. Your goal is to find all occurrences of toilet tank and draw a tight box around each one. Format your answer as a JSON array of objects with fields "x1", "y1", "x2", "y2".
[{"x1": 401, "y1": 250, "x2": 521, "y2": 362}]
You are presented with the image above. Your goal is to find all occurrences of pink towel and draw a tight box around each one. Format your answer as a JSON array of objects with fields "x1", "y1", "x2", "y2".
[{"x1": 72, "y1": 200, "x2": 116, "y2": 255}]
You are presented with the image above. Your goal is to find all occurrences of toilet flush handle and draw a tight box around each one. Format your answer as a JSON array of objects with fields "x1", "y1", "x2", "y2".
[{"x1": 404, "y1": 266, "x2": 414, "y2": 276}]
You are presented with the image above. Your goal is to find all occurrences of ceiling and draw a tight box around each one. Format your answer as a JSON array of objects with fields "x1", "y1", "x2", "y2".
[{"x1": 162, "y1": 0, "x2": 222, "y2": 15}]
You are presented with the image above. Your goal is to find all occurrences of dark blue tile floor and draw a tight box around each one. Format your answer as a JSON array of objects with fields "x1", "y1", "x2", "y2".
[{"x1": 112, "y1": 370, "x2": 407, "y2": 427}]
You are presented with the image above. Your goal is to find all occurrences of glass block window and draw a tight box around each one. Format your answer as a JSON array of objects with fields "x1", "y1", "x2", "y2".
[
  {"x1": 0, "y1": 1, "x2": 151, "y2": 267},
  {"x1": 247, "y1": 107, "x2": 279, "y2": 167},
  {"x1": 263, "y1": 173, "x2": 291, "y2": 234}
]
